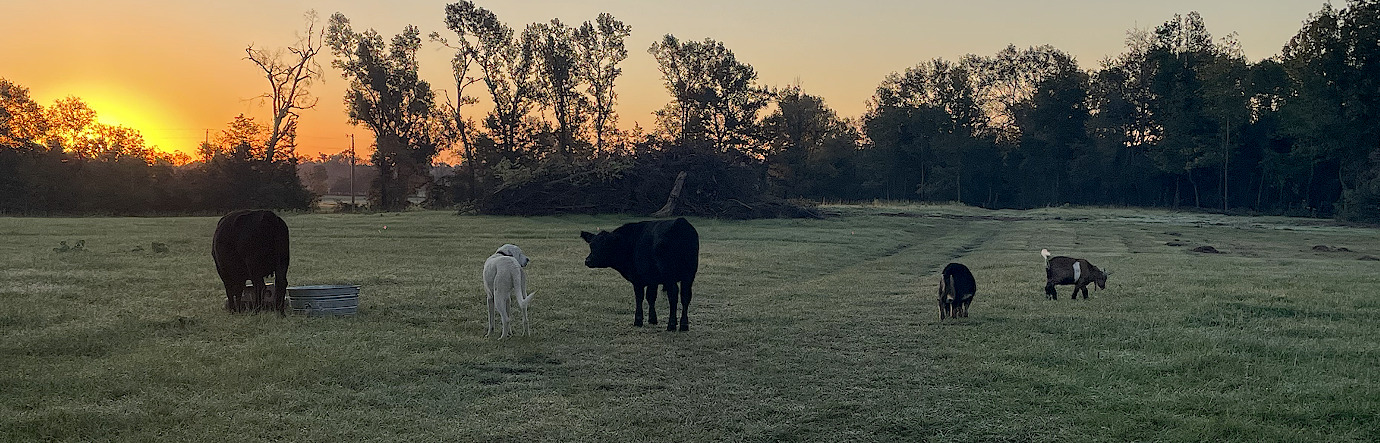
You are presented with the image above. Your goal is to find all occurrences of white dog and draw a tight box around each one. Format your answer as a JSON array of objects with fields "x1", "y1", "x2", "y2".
[{"x1": 483, "y1": 244, "x2": 535, "y2": 339}]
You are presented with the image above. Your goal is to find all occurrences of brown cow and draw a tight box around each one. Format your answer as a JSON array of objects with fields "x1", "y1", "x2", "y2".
[{"x1": 212, "y1": 210, "x2": 290, "y2": 314}]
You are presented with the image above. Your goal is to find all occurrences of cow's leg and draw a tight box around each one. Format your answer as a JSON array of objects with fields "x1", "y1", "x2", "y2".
[
  {"x1": 677, "y1": 279, "x2": 692, "y2": 331},
  {"x1": 250, "y1": 279, "x2": 267, "y2": 313},
  {"x1": 664, "y1": 282, "x2": 680, "y2": 331},
  {"x1": 1045, "y1": 281, "x2": 1057, "y2": 300},
  {"x1": 938, "y1": 299, "x2": 947, "y2": 321},
  {"x1": 223, "y1": 282, "x2": 241, "y2": 312},
  {"x1": 645, "y1": 284, "x2": 658, "y2": 325},
  {"x1": 273, "y1": 271, "x2": 288, "y2": 316},
  {"x1": 632, "y1": 285, "x2": 645, "y2": 327}
]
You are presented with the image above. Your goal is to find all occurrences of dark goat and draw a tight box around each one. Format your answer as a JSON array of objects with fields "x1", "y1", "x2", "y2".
[
  {"x1": 581, "y1": 218, "x2": 699, "y2": 331},
  {"x1": 212, "y1": 210, "x2": 290, "y2": 314},
  {"x1": 1041, "y1": 249, "x2": 1107, "y2": 300},
  {"x1": 938, "y1": 262, "x2": 977, "y2": 320}
]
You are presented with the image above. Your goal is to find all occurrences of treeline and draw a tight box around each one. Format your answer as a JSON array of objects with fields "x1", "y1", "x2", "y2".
[
  {"x1": 368, "y1": 1, "x2": 1380, "y2": 220},
  {"x1": 4, "y1": 1, "x2": 1379, "y2": 221},
  {"x1": 0, "y1": 89, "x2": 315, "y2": 214}
]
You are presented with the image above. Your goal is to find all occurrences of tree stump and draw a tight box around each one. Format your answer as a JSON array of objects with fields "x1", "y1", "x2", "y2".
[{"x1": 652, "y1": 171, "x2": 687, "y2": 218}]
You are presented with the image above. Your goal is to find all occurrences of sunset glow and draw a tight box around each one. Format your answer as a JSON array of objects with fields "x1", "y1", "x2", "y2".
[{"x1": 5, "y1": 0, "x2": 1326, "y2": 159}]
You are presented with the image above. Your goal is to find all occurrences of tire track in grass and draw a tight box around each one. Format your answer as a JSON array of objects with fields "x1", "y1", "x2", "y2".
[
  {"x1": 755, "y1": 219, "x2": 999, "y2": 307},
  {"x1": 712, "y1": 218, "x2": 1006, "y2": 440},
  {"x1": 736, "y1": 219, "x2": 998, "y2": 329}
]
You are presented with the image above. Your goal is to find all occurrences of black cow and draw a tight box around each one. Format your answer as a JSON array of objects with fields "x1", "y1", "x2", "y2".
[
  {"x1": 938, "y1": 262, "x2": 977, "y2": 320},
  {"x1": 581, "y1": 218, "x2": 700, "y2": 331},
  {"x1": 212, "y1": 210, "x2": 290, "y2": 314}
]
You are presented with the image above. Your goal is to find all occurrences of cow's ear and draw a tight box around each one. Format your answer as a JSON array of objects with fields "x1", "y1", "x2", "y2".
[{"x1": 580, "y1": 231, "x2": 594, "y2": 243}]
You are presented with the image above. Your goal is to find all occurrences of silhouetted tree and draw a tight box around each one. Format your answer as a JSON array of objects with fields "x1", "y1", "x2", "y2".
[
  {"x1": 443, "y1": 1, "x2": 539, "y2": 160},
  {"x1": 1141, "y1": 12, "x2": 1240, "y2": 208},
  {"x1": 245, "y1": 10, "x2": 324, "y2": 164},
  {"x1": 574, "y1": 13, "x2": 632, "y2": 153},
  {"x1": 1011, "y1": 50, "x2": 1093, "y2": 206},
  {"x1": 863, "y1": 58, "x2": 987, "y2": 201},
  {"x1": 527, "y1": 19, "x2": 584, "y2": 159},
  {"x1": 327, "y1": 12, "x2": 440, "y2": 211},
  {"x1": 761, "y1": 84, "x2": 861, "y2": 199},
  {"x1": 649, "y1": 35, "x2": 769, "y2": 154},
  {"x1": 190, "y1": 115, "x2": 315, "y2": 211},
  {"x1": 1302, "y1": 0, "x2": 1380, "y2": 221},
  {"x1": 0, "y1": 79, "x2": 47, "y2": 149}
]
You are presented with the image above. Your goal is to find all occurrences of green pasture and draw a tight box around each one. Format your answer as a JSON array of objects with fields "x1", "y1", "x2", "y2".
[{"x1": 1, "y1": 205, "x2": 1377, "y2": 442}]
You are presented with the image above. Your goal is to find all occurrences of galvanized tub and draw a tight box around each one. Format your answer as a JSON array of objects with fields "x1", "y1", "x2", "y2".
[{"x1": 286, "y1": 284, "x2": 361, "y2": 316}]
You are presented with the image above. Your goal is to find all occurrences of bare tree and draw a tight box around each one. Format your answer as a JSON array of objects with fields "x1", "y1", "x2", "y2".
[{"x1": 246, "y1": 11, "x2": 324, "y2": 163}]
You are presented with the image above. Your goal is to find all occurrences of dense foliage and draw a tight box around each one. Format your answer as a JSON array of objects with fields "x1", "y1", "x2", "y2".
[
  {"x1": 419, "y1": 1, "x2": 1380, "y2": 220},
  {"x1": 0, "y1": 84, "x2": 313, "y2": 214},
  {"x1": 3, "y1": 1, "x2": 1379, "y2": 220}
]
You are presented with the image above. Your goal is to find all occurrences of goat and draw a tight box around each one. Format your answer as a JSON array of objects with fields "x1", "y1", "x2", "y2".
[
  {"x1": 938, "y1": 262, "x2": 977, "y2": 320},
  {"x1": 1042, "y1": 249, "x2": 1108, "y2": 300}
]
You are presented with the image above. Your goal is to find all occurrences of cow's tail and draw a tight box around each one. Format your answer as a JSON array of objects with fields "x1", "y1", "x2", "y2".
[
  {"x1": 1041, "y1": 248, "x2": 1051, "y2": 262},
  {"x1": 519, "y1": 291, "x2": 536, "y2": 309}
]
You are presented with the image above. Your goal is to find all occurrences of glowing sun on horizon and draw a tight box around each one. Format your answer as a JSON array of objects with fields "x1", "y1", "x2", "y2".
[{"x1": 76, "y1": 88, "x2": 202, "y2": 156}]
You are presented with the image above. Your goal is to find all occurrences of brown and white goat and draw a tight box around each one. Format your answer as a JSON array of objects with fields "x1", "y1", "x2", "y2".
[{"x1": 1041, "y1": 249, "x2": 1108, "y2": 300}]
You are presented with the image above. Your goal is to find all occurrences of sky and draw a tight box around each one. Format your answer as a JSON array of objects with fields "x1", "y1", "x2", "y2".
[{"x1": 4, "y1": 0, "x2": 1328, "y2": 160}]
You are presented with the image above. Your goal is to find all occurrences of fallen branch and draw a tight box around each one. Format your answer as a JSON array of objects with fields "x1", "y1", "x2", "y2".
[{"x1": 652, "y1": 171, "x2": 687, "y2": 218}]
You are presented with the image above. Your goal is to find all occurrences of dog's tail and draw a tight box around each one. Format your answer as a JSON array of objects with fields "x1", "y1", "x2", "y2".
[
  {"x1": 518, "y1": 291, "x2": 535, "y2": 309},
  {"x1": 1041, "y1": 248, "x2": 1052, "y2": 261}
]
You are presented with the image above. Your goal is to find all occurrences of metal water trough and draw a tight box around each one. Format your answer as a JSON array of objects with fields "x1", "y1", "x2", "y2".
[{"x1": 286, "y1": 284, "x2": 361, "y2": 316}]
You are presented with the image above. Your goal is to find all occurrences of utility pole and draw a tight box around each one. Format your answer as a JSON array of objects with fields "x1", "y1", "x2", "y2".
[{"x1": 348, "y1": 134, "x2": 356, "y2": 208}]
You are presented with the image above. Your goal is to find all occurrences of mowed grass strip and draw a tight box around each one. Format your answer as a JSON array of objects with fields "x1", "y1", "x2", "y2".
[{"x1": 0, "y1": 206, "x2": 1376, "y2": 442}]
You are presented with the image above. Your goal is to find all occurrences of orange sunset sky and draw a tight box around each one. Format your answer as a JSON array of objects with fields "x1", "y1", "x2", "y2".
[{"x1": 5, "y1": 0, "x2": 1326, "y2": 160}]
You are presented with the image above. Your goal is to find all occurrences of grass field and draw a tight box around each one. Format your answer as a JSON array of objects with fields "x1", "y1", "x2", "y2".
[{"x1": 2, "y1": 204, "x2": 1377, "y2": 442}]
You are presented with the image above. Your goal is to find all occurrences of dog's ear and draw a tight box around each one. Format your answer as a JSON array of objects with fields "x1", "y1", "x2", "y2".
[{"x1": 580, "y1": 231, "x2": 594, "y2": 243}]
